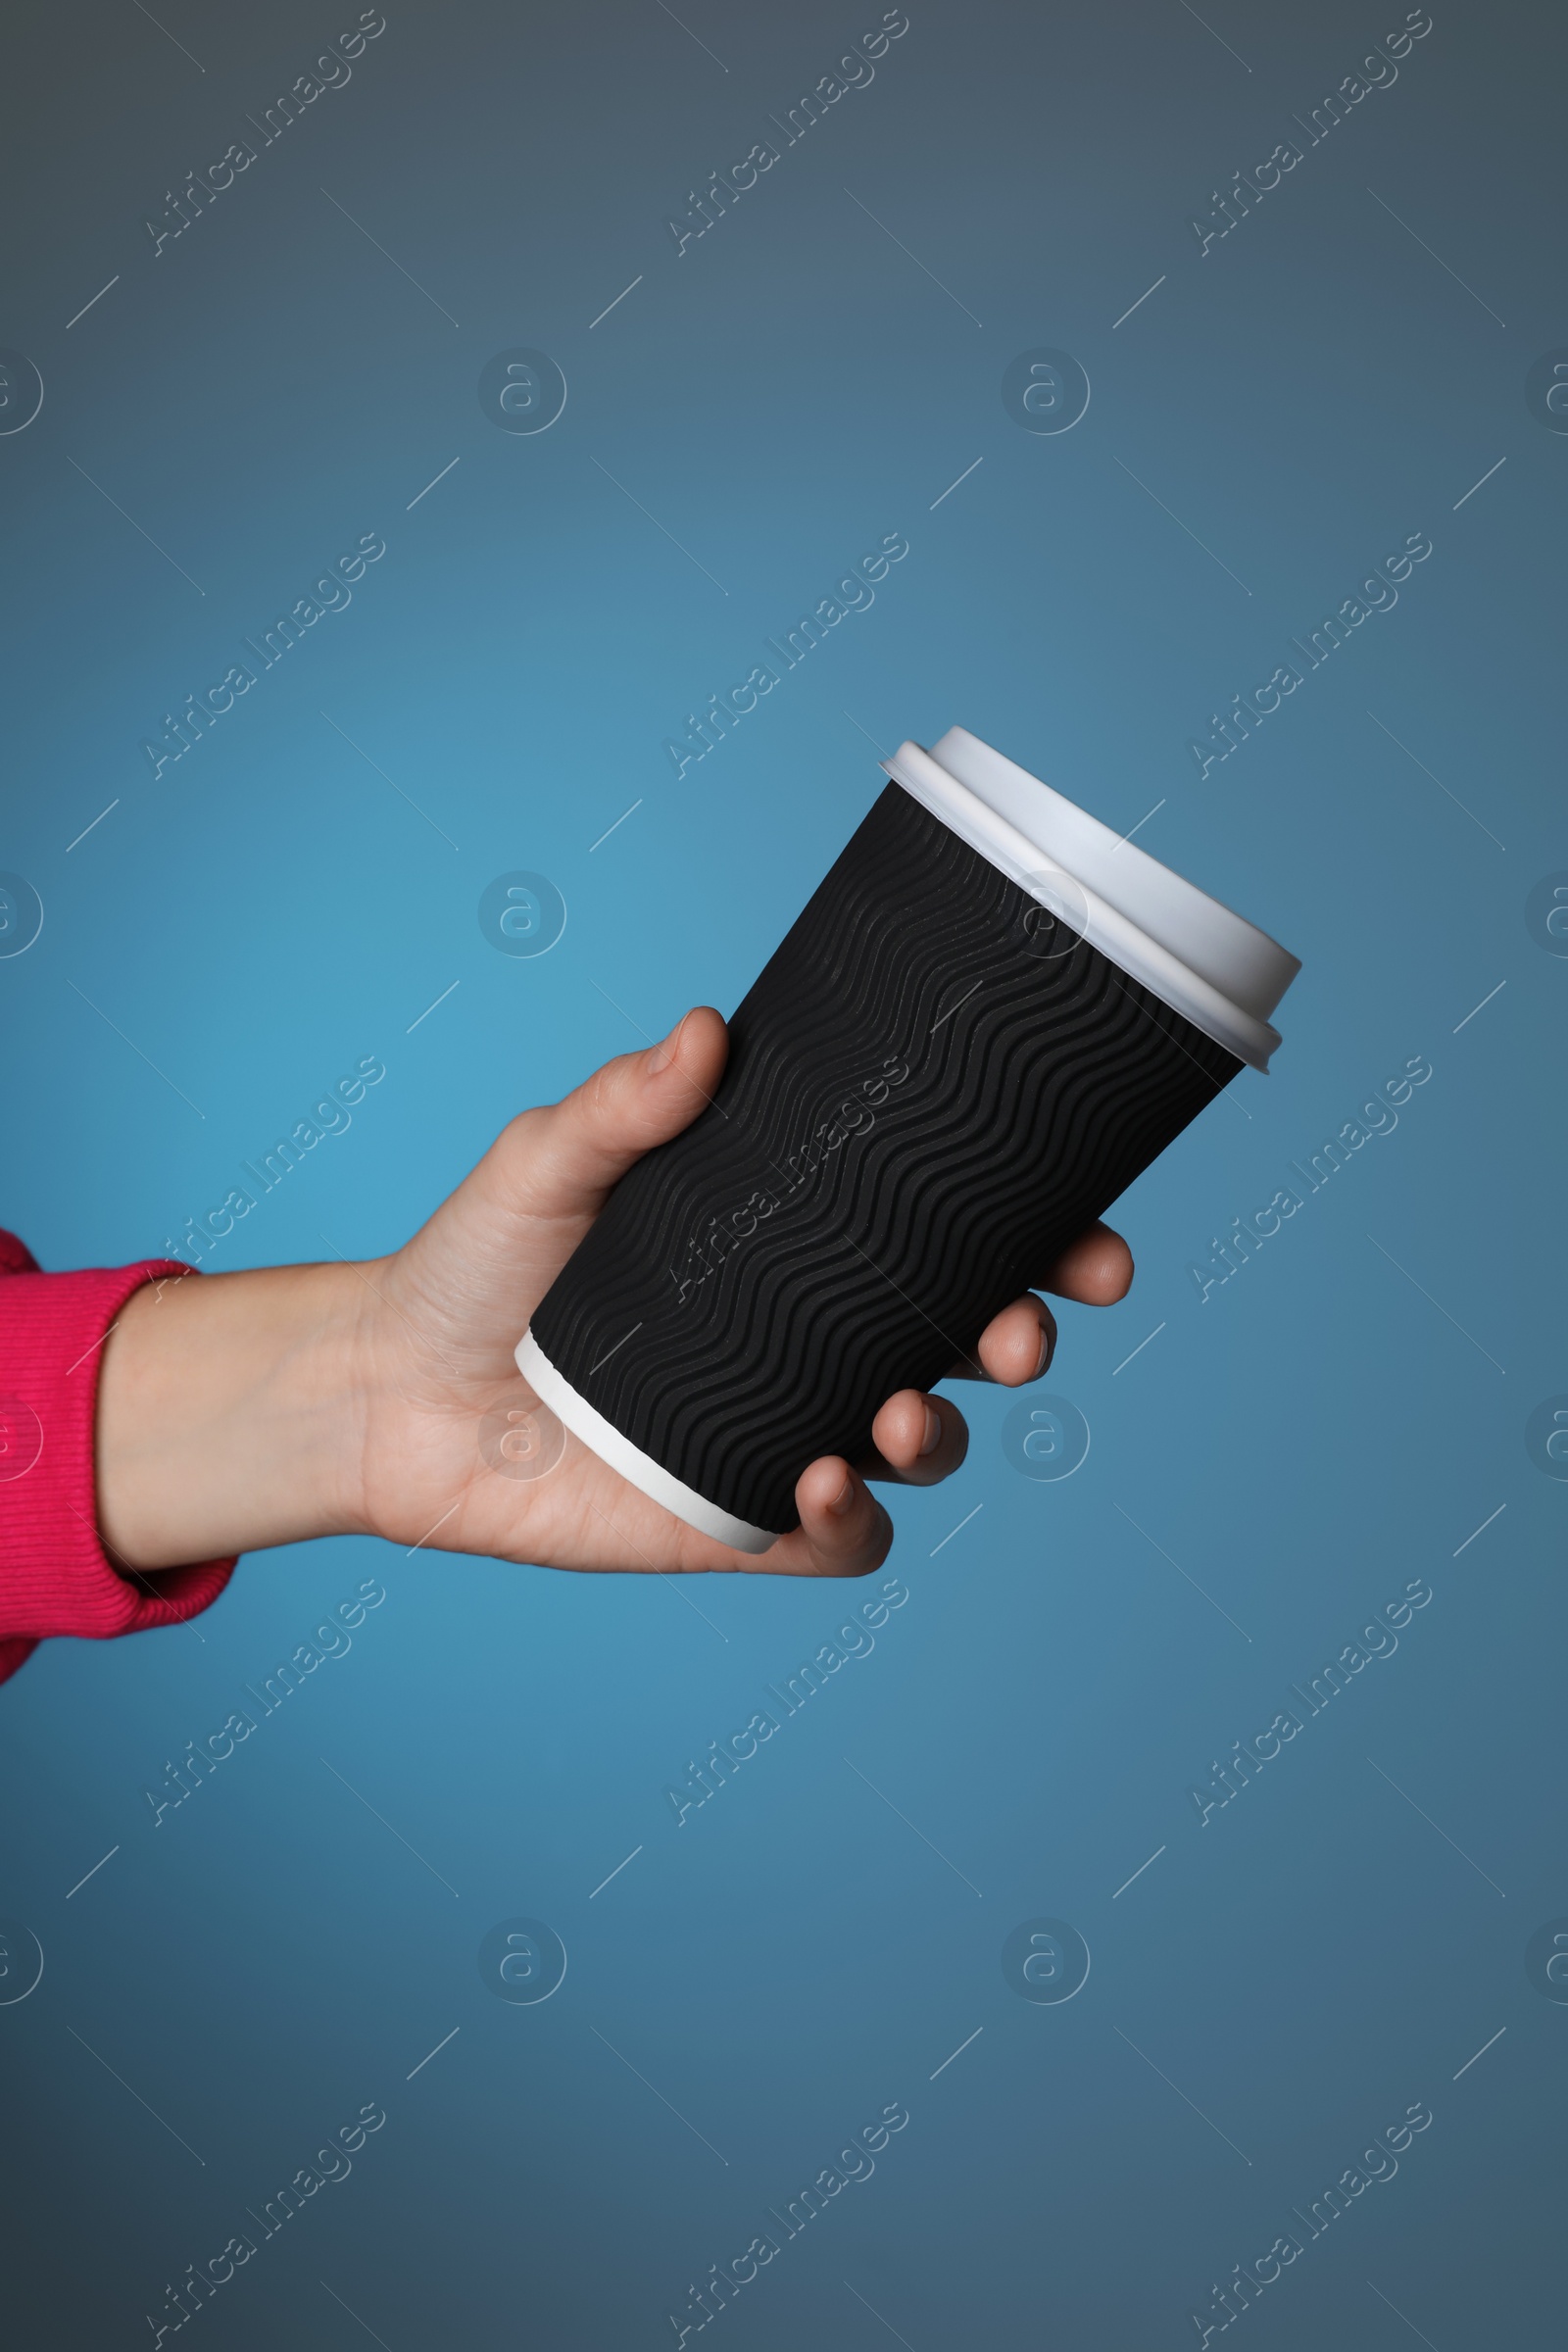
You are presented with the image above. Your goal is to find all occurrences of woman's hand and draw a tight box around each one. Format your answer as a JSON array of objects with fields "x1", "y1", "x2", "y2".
[{"x1": 97, "y1": 1009, "x2": 1132, "y2": 1581}]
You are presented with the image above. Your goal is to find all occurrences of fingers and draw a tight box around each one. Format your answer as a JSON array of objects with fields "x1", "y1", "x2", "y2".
[
  {"x1": 1040, "y1": 1219, "x2": 1134, "y2": 1305},
  {"x1": 770, "y1": 1392, "x2": 968, "y2": 1575},
  {"x1": 862, "y1": 1390, "x2": 969, "y2": 1485},
  {"x1": 946, "y1": 1294, "x2": 1056, "y2": 1385},
  {"x1": 500, "y1": 1006, "x2": 728, "y2": 1221},
  {"x1": 789, "y1": 1454, "x2": 895, "y2": 1576},
  {"x1": 941, "y1": 1223, "x2": 1135, "y2": 1384}
]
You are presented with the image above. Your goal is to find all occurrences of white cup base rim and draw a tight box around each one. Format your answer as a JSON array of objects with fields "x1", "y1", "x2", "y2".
[{"x1": 515, "y1": 1329, "x2": 779, "y2": 1553}]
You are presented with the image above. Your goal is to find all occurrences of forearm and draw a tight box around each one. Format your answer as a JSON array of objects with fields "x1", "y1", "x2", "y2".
[{"x1": 95, "y1": 1260, "x2": 374, "y2": 1570}]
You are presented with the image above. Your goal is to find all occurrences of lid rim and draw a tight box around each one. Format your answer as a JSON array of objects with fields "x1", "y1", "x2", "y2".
[
  {"x1": 930, "y1": 726, "x2": 1300, "y2": 1021},
  {"x1": 883, "y1": 739, "x2": 1287, "y2": 1075}
]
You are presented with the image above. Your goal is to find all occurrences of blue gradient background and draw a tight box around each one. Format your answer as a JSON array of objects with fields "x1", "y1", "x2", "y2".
[{"x1": 1, "y1": 1, "x2": 1563, "y2": 2343}]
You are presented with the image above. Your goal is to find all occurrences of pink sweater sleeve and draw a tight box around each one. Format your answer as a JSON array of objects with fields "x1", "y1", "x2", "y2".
[{"x1": 0, "y1": 1230, "x2": 235, "y2": 1685}]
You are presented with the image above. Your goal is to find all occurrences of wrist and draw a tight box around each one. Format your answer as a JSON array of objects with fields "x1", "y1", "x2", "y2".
[{"x1": 96, "y1": 1257, "x2": 378, "y2": 1571}]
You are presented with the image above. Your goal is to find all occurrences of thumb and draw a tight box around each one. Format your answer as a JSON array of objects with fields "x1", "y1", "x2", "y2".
[{"x1": 504, "y1": 1006, "x2": 728, "y2": 1222}]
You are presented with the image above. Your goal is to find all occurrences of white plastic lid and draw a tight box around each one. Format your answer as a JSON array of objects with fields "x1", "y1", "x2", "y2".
[{"x1": 882, "y1": 728, "x2": 1300, "y2": 1072}]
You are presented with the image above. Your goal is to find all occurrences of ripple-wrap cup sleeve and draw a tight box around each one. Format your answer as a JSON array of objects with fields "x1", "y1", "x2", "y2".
[{"x1": 520, "y1": 783, "x2": 1243, "y2": 1548}]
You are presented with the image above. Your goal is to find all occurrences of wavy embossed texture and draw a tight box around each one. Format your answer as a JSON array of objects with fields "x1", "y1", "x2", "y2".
[{"x1": 530, "y1": 785, "x2": 1241, "y2": 1534}]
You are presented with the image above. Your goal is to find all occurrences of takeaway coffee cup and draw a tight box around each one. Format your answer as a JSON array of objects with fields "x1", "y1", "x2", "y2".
[{"x1": 518, "y1": 728, "x2": 1300, "y2": 1550}]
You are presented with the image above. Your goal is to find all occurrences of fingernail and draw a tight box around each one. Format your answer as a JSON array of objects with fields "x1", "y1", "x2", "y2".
[
  {"x1": 1033, "y1": 1322, "x2": 1052, "y2": 1378},
  {"x1": 828, "y1": 1472, "x2": 857, "y2": 1516},
  {"x1": 647, "y1": 1013, "x2": 686, "y2": 1075},
  {"x1": 919, "y1": 1403, "x2": 942, "y2": 1455}
]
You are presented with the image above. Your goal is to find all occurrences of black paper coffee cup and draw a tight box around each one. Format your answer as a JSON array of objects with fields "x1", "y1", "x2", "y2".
[{"x1": 519, "y1": 729, "x2": 1299, "y2": 1549}]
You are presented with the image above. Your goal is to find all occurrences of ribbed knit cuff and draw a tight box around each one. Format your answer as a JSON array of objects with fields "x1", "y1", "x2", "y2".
[{"x1": 0, "y1": 1247, "x2": 236, "y2": 1684}]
